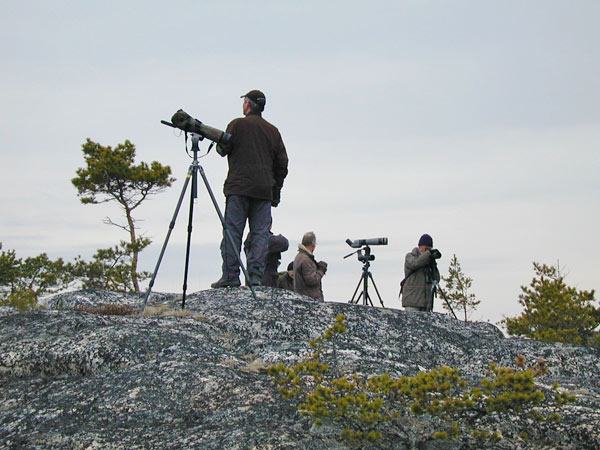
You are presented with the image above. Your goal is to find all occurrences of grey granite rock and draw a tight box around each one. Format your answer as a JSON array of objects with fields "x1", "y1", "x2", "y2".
[{"x1": 1, "y1": 288, "x2": 598, "y2": 449}]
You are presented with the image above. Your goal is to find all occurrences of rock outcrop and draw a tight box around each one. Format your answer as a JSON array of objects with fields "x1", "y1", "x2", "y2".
[{"x1": 1, "y1": 288, "x2": 598, "y2": 449}]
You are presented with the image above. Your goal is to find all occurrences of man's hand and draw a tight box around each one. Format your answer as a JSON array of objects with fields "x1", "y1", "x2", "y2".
[
  {"x1": 317, "y1": 261, "x2": 328, "y2": 274},
  {"x1": 216, "y1": 143, "x2": 231, "y2": 157},
  {"x1": 271, "y1": 186, "x2": 281, "y2": 207}
]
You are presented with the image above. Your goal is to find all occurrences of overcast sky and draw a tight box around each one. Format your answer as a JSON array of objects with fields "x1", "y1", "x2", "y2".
[{"x1": 1, "y1": 1, "x2": 598, "y2": 325}]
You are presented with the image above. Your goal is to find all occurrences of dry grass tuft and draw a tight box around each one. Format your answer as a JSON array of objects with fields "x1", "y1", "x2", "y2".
[
  {"x1": 241, "y1": 358, "x2": 269, "y2": 374},
  {"x1": 74, "y1": 304, "x2": 140, "y2": 316},
  {"x1": 142, "y1": 304, "x2": 207, "y2": 321}
]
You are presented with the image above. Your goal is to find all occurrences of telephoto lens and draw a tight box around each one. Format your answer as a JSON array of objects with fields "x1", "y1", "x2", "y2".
[
  {"x1": 346, "y1": 237, "x2": 388, "y2": 248},
  {"x1": 170, "y1": 110, "x2": 231, "y2": 145}
]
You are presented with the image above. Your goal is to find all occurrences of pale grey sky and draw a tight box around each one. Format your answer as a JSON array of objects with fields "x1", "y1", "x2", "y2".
[{"x1": 1, "y1": 1, "x2": 599, "y2": 325}]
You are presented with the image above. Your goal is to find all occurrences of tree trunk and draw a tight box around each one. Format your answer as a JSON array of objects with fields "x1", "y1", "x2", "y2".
[{"x1": 125, "y1": 208, "x2": 139, "y2": 292}]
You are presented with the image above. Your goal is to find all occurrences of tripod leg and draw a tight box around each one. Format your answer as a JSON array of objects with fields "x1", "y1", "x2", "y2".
[
  {"x1": 358, "y1": 291, "x2": 366, "y2": 305},
  {"x1": 362, "y1": 270, "x2": 369, "y2": 306},
  {"x1": 368, "y1": 272, "x2": 385, "y2": 308},
  {"x1": 181, "y1": 168, "x2": 198, "y2": 309},
  {"x1": 143, "y1": 166, "x2": 193, "y2": 307},
  {"x1": 197, "y1": 166, "x2": 258, "y2": 302},
  {"x1": 437, "y1": 286, "x2": 458, "y2": 320},
  {"x1": 365, "y1": 292, "x2": 374, "y2": 307},
  {"x1": 349, "y1": 275, "x2": 363, "y2": 304},
  {"x1": 426, "y1": 288, "x2": 433, "y2": 312}
]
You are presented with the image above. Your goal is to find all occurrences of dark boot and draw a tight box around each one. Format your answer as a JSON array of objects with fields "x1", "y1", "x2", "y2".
[
  {"x1": 211, "y1": 276, "x2": 241, "y2": 288},
  {"x1": 246, "y1": 273, "x2": 262, "y2": 287}
]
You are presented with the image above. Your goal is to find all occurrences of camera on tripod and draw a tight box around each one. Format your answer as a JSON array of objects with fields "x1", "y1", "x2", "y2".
[
  {"x1": 345, "y1": 238, "x2": 388, "y2": 262},
  {"x1": 344, "y1": 237, "x2": 388, "y2": 308},
  {"x1": 144, "y1": 111, "x2": 259, "y2": 308}
]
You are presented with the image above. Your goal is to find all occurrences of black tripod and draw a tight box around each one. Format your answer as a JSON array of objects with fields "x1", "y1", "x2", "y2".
[
  {"x1": 345, "y1": 246, "x2": 385, "y2": 308},
  {"x1": 143, "y1": 130, "x2": 257, "y2": 309},
  {"x1": 427, "y1": 279, "x2": 458, "y2": 320}
]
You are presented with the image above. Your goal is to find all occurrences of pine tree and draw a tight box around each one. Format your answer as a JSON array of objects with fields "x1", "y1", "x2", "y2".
[
  {"x1": 501, "y1": 262, "x2": 599, "y2": 347},
  {"x1": 441, "y1": 254, "x2": 480, "y2": 321},
  {"x1": 72, "y1": 139, "x2": 174, "y2": 291}
]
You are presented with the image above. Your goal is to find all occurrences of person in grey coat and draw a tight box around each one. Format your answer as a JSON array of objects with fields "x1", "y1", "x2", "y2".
[
  {"x1": 400, "y1": 233, "x2": 441, "y2": 311},
  {"x1": 293, "y1": 232, "x2": 327, "y2": 301}
]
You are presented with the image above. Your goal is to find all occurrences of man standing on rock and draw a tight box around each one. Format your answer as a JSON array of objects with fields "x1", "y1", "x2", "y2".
[
  {"x1": 293, "y1": 232, "x2": 327, "y2": 301},
  {"x1": 211, "y1": 90, "x2": 289, "y2": 288},
  {"x1": 400, "y1": 233, "x2": 442, "y2": 311}
]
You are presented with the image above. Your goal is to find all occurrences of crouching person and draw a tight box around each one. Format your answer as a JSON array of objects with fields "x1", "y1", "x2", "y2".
[
  {"x1": 293, "y1": 232, "x2": 327, "y2": 301},
  {"x1": 277, "y1": 262, "x2": 294, "y2": 291}
]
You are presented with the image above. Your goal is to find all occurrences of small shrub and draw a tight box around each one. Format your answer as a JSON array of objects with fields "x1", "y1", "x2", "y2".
[
  {"x1": 269, "y1": 315, "x2": 576, "y2": 446},
  {"x1": 0, "y1": 244, "x2": 73, "y2": 306},
  {"x1": 0, "y1": 289, "x2": 38, "y2": 312}
]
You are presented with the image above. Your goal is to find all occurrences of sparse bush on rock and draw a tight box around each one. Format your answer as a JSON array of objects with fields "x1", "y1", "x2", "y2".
[
  {"x1": 0, "y1": 243, "x2": 72, "y2": 310},
  {"x1": 270, "y1": 315, "x2": 577, "y2": 446}
]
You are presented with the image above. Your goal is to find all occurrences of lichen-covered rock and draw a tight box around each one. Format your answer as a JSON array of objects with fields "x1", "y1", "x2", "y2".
[{"x1": 1, "y1": 288, "x2": 598, "y2": 449}]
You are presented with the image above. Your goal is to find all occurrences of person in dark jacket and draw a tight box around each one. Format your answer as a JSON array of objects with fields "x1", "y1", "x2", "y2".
[
  {"x1": 293, "y1": 232, "x2": 327, "y2": 301},
  {"x1": 243, "y1": 223, "x2": 289, "y2": 287},
  {"x1": 400, "y1": 233, "x2": 441, "y2": 311},
  {"x1": 211, "y1": 90, "x2": 289, "y2": 288},
  {"x1": 262, "y1": 231, "x2": 289, "y2": 287},
  {"x1": 277, "y1": 262, "x2": 294, "y2": 291}
]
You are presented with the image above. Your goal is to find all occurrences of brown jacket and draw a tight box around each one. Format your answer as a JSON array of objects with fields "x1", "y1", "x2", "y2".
[
  {"x1": 401, "y1": 247, "x2": 440, "y2": 309},
  {"x1": 220, "y1": 112, "x2": 288, "y2": 200},
  {"x1": 293, "y1": 245, "x2": 325, "y2": 301}
]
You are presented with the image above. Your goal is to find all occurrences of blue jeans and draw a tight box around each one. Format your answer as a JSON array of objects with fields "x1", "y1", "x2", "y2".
[{"x1": 220, "y1": 195, "x2": 271, "y2": 280}]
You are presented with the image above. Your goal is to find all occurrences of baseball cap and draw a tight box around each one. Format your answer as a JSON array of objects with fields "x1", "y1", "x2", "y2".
[{"x1": 241, "y1": 90, "x2": 266, "y2": 107}]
